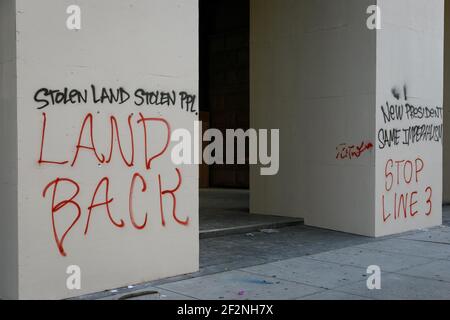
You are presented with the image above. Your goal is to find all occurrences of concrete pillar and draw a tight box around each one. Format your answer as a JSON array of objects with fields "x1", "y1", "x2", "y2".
[
  {"x1": 0, "y1": 0, "x2": 199, "y2": 300},
  {"x1": 250, "y1": 0, "x2": 308, "y2": 219},
  {"x1": 302, "y1": 0, "x2": 377, "y2": 236},
  {"x1": 444, "y1": 2, "x2": 450, "y2": 205},
  {"x1": 251, "y1": 0, "x2": 444, "y2": 236},
  {"x1": 0, "y1": 0, "x2": 19, "y2": 301},
  {"x1": 375, "y1": 0, "x2": 444, "y2": 236}
]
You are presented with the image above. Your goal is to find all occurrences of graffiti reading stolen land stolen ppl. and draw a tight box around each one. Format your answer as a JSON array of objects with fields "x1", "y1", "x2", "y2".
[{"x1": 34, "y1": 85, "x2": 198, "y2": 115}]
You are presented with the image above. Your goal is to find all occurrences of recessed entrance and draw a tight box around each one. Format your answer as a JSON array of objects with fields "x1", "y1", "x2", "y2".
[
  {"x1": 199, "y1": 0, "x2": 250, "y2": 189},
  {"x1": 198, "y1": 0, "x2": 303, "y2": 237}
]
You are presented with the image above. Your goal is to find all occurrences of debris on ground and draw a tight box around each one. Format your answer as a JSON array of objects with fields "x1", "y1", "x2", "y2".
[
  {"x1": 118, "y1": 290, "x2": 160, "y2": 300},
  {"x1": 260, "y1": 229, "x2": 280, "y2": 234}
]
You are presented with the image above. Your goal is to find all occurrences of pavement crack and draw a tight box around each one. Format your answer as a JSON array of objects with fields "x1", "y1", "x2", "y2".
[{"x1": 398, "y1": 238, "x2": 450, "y2": 246}]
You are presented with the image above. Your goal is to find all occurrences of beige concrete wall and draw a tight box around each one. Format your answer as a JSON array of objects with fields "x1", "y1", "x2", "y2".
[
  {"x1": 251, "y1": 0, "x2": 445, "y2": 236},
  {"x1": 250, "y1": 0, "x2": 377, "y2": 236},
  {"x1": 375, "y1": 0, "x2": 444, "y2": 236},
  {"x1": 13, "y1": 0, "x2": 199, "y2": 299},
  {"x1": 302, "y1": 0, "x2": 377, "y2": 236},
  {"x1": 444, "y1": 1, "x2": 450, "y2": 204},
  {"x1": 0, "y1": 0, "x2": 19, "y2": 300},
  {"x1": 250, "y1": 0, "x2": 308, "y2": 219}
]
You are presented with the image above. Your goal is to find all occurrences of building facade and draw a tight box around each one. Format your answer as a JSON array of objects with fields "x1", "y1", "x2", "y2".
[{"x1": 0, "y1": 0, "x2": 448, "y2": 299}]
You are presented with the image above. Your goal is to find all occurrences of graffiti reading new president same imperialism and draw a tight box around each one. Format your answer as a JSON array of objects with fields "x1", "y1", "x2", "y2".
[
  {"x1": 378, "y1": 87, "x2": 443, "y2": 150},
  {"x1": 36, "y1": 85, "x2": 197, "y2": 257},
  {"x1": 379, "y1": 86, "x2": 442, "y2": 225}
]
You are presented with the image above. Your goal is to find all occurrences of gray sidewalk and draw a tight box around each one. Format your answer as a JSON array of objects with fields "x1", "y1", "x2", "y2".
[{"x1": 79, "y1": 206, "x2": 450, "y2": 300}]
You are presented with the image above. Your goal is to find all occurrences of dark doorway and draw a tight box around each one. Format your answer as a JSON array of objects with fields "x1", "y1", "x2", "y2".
[{"x1": 199, "y1": 0, "x2": 250, "y2": 189}]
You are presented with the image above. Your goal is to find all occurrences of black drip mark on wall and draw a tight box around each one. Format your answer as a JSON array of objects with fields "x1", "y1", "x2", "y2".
[
  {"x1": 391, "y1": 87, "x2": 401, "y2": 100},
  {"x1": 391, "y1": 84, "x2": 408, "y2": 101}
]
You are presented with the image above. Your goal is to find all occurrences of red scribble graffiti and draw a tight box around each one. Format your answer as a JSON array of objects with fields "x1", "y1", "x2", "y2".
[{"x1": 336, "y1": 141, "x2": 374, "y2": 160}]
